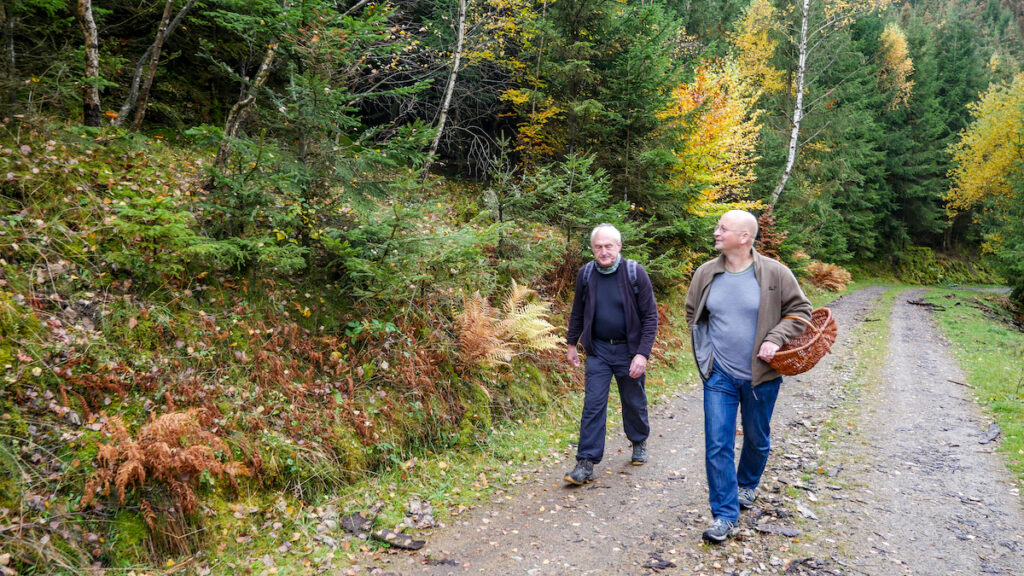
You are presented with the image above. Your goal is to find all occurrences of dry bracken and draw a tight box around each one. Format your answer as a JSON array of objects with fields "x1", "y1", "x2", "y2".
[
  {"x1": 456, "y1": 280, "x2": 560, "y2": 369},
  {"x1": 805, "y1": 261, "x2": 852, "y2": 292},
  {"x1": 82, "y1": 408, "x2": 249, "y2": 517}
]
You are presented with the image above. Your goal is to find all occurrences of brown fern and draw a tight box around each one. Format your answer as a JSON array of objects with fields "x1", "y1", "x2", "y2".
[
  {"x1": 456, "y1": 292, "x2": 514, "y2": 367},
  {"x1": 804, "y1": 261, "x2": 852, "y2": 292},
  {"x1": 498, "y1": 280, "x2": 562, "y2": 354},
  {"x1": 456, "y1": 282, "x2": 561, "y2": 369},
  {"x1": 82, "y1": 409, "x2": 249, "y2": 516}
]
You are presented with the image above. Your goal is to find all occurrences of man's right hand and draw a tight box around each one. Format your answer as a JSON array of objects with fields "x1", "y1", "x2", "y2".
[{"x1": 566, "y1": 345, "x2": 581, "y2": 367}]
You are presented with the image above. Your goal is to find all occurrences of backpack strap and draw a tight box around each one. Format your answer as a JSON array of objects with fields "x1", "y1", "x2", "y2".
[
  {"x1": 626, "y1": 259, "x2": 639, "y2": 294},
  {"x1": 583, "y1": 259, "x2": 640, "y2": 295},
  {"x1": 582, "y1": 261, "x2": 595, "y2": 287}
]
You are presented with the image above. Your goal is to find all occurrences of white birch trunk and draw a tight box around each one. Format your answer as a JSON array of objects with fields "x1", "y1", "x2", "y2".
[
  {"x1": 215, "y1": 43, "x2": 278, "y2": 170},
  {"x1": 770, "y1": 0, "x2": 810, "y2": 207},
  {"x1": 76, "y1": 0, "x2": 101, "y2": 127},
  {"x1": 130, "y1": 0, "x2": 176, "y2": 130},
  {"x1": 424, "y1": 0, "x2": 467, "y2": 174},
  {"x1": 114, "y1": 0, "x2": 195, "y2": 127}
]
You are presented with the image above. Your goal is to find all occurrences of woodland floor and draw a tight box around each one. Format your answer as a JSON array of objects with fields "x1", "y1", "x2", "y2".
[{"x1": 367, "y1": 287, "x2": 1024, "y2": 576}]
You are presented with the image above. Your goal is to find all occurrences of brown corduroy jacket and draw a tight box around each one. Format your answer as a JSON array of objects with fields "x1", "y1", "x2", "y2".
[{"x1": 685, "y1": 249, "x2": 812, "y2": 385}]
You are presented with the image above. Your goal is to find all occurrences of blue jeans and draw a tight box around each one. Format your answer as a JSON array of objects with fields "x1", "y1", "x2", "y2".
[
  {"x1": 703, "y1": 362, "x2": 781, "y2": 522},
  {"x1": 576, "y1": 339, "x2": 649, "y2": 464}
]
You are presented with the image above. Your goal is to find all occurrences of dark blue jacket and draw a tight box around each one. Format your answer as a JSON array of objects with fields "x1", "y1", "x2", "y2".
[{"x1": 566, "y1": 261, "x2": 658, "y2": 358}]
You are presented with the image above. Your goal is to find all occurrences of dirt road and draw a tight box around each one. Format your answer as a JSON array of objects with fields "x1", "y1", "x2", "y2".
[{"x1": 376, "y1": 287, "x2": 1024, "y2": 575}]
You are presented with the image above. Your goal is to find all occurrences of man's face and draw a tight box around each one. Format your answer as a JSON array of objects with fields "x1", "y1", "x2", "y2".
[
  {"x1": 713, "y1": 216, "x2": 746, "y2": 252},
  {"x1": 591, "y1": 230, "x2": 622, "y2": 268}
]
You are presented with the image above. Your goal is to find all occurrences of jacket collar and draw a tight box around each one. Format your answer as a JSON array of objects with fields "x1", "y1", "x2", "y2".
[{"x1": 708, "y1": 248, "x2": 763, "y2": 275}]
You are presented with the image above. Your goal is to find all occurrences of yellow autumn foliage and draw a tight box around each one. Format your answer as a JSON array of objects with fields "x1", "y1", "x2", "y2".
[
  {"x1": 824, "y1": 0, "x2": 897, "y2": 28},
  {"x1": 878, "y1": 23, "x2": 914, "y2": 110},
  {"x1": 732, "y1": 0, "x2": 785, "y2": 95},
  {"x1": 660, "y1": 60, "x2": 763, "y2": 207},
  {"x1": 947, "y1": 73, "x2": 1024, "y2": 212}
]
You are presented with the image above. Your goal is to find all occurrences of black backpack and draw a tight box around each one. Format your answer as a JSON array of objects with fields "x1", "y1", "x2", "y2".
[{"x1": 582, "y1": 259, "x2": 640, "y2": 294}]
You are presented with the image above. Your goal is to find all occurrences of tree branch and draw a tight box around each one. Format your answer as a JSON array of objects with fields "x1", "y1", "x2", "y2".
[{"x1": 113, "y1": 0, "x2": 195, "y2": 127}]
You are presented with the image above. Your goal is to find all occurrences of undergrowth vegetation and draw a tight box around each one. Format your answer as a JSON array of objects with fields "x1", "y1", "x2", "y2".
[{"x1": 0, "y1": 119, "x2": 689, "y2": 572}]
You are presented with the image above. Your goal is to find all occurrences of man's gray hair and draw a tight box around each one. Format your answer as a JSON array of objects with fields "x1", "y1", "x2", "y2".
[{"x1": 590, "y1": 223, "x2": 622, "y2": 244}]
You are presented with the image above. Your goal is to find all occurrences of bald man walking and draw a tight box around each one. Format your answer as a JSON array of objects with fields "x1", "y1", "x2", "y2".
[{"x1": 685, "y1": 210, "x2": 812, "y2": 543}]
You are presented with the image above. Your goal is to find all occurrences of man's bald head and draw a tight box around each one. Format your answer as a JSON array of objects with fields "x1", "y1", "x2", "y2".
[{"x1": 721, "y1": 210, "x2": 758, "y2": 239}]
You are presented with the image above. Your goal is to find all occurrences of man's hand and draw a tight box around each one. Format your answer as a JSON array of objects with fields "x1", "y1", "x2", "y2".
[
  {"x1": 629, "y1": 354, "x2": 647, "y2": 379},
  {"x1": 567, "y1": 345, "x2": 581, "y2": 367},
  {"x1": 757, "y1": 341, "x2": 780, "y2": 362}
]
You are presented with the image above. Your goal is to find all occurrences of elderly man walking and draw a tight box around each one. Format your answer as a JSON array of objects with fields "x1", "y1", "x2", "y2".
[
  {"x1": 564, "y1": 224, "x2": 659, "y2": 485},
  {"x1": 685, "y1": 210, "x2": 812, "y2": 542}
]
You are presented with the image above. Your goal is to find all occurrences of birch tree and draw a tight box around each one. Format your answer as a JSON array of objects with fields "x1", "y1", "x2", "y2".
[
  {"x1": 75, "y1": 0, "x2": 101, "y2": 126},
  {"x1": 768, "y1": 0, "x2": 894, "y2": 207},
  {"x1": 423, "y1": 0, "x2": 467, "y2": 176},
  {"x1": 215, "y1": 43, "x2": 278, "y2": 170}
]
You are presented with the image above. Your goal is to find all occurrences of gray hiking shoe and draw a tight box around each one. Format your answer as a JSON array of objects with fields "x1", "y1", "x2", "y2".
[
  {"x1": 702, "y1": 518, "x2": 739, "y2": 543},
  {"x1": 564, "y1": 458, "x2": 594, "y2": 485},
  {"x1": 631, "y1": 440, "x2": 648, "y2": 465},
  {"x1": 738, "y1": 487, "x2": 757, "y2": 509}
]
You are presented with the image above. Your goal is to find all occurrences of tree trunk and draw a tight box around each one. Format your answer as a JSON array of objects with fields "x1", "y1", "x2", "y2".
[
  {"x1": 76, "y1": 0, "x2": 102, "y2": 127},
  {"x1": 129, "y1": 0, "x2": 179, "y2": 130},
  {"x1": 114, "y1": 0, "x2": 195, "y2": 127},
  {"x1": 769, "y1": 0, "x2": 810, "y2": 207},
  {"x1": 423, "y1": 0, "x2": 467, "y2": 176},
  {"x1": 215, "y1": 43, "x2": 278, "y2": 170},
  {"x1": 1, "y1": 1, "x2": 15, "y2": 113}
]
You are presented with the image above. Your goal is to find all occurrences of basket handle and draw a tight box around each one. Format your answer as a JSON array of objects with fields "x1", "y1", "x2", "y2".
[{"x1": 782, "y1": 314, "x2": 820, "y2": 335}]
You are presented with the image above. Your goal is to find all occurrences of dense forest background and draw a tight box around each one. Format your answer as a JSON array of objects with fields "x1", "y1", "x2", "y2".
[
  {"x1": 3, "y1": 0, "x2": 1023, "y2": 285},
  {"x1": 2, "y1": 0, "x2": 1024, "y2": 572}
]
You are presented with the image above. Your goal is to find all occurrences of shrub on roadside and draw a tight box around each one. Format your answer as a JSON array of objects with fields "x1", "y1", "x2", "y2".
[
  {"x1": 804, "y1": 261, "x2": 852, "y2": 292},
  {"x1": 82, "y1": 409, "x2": 249, "y2": 517}
]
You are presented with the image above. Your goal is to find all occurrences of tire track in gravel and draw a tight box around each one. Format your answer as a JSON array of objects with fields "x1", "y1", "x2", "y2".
[
  {"x1": 374, "y1": 285, "x2": 1024, "y2": 576},
  {"x1": 801, "y1": 289, "x2": 1024, "y2": 575}
]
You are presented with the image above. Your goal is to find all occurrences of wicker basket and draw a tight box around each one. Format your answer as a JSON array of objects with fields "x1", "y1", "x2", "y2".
[{"x1": 768, "y1": 308, "x2": 837, "y2": 376}]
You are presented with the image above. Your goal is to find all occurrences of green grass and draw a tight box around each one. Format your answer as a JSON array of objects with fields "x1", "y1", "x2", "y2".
[{"x1": 924, "y1": 289, "x2": 1024, "y2": 488}]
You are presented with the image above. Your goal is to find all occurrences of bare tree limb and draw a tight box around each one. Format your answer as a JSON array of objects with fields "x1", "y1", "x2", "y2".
[
  {"x1": 344, "y1": 0, "x2": 374, "y2": 16},
  {"x1": 113, "y1": 0, "x2": 196, "y2": 127},
  {"x1": 130, "y1": 0, "x2": 177, "y2": 130},
  {"x1": 2, "y1": 1, "x2": 15, "y2": 112},
  {"x1": 215, "y1": 43, "x2": 278, "y2": 170}
]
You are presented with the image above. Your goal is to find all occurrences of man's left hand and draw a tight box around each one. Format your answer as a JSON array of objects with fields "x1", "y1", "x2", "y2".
[
  {"x1": 757, "y1": 341, "x2": 780, "y2": 362},
  {"x1": 629, "y1": 354, "x2": 648, "y2": 379}
]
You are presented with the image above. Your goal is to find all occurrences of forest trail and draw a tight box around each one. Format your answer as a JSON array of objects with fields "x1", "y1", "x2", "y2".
[{"x1": 375, "y1": 287, "x2": 1024, "y2": 575}]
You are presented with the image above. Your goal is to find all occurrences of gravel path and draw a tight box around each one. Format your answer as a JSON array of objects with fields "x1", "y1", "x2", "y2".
[
  {"x1": 374, "y1": 286, "x2": 1024, "y2": 575},
  {"x1": 805, "y1": 289, "x2": 1024, "y2": 575}
]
